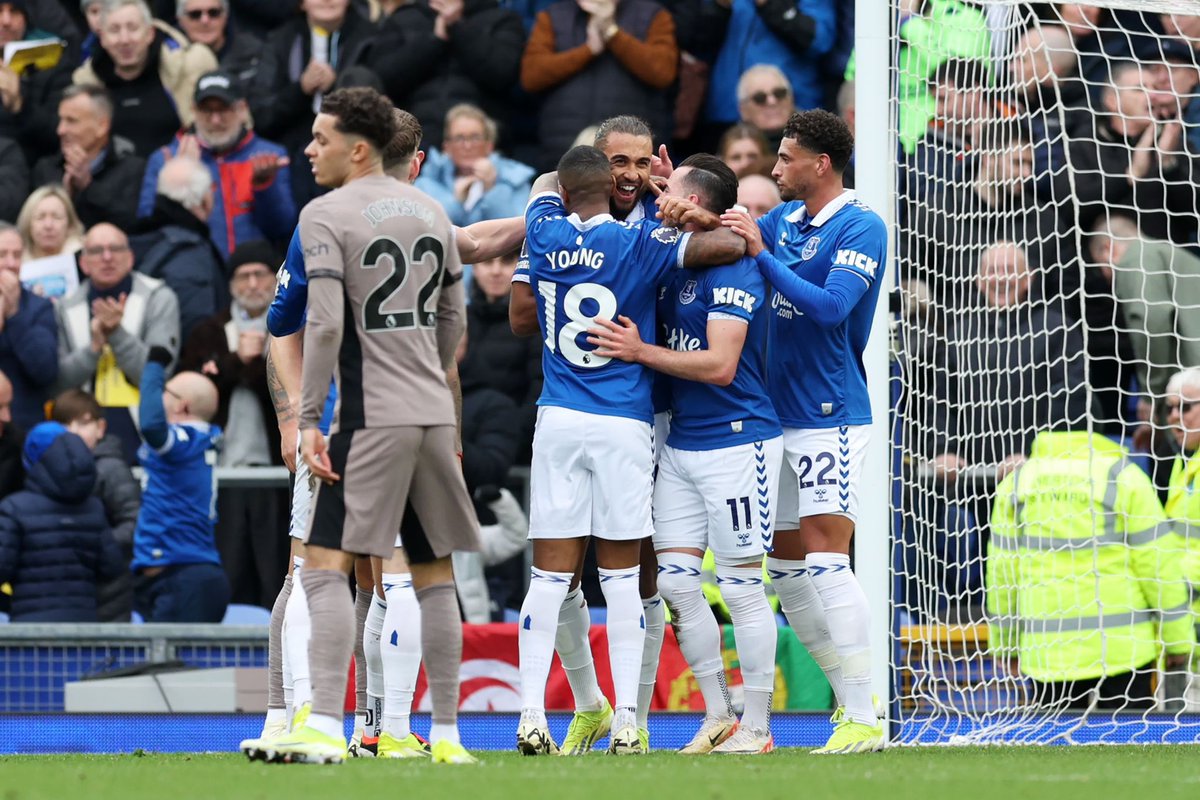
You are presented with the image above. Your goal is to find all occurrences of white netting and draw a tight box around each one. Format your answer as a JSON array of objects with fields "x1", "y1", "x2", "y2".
[{"x1": 888, "y1": 0, "x2": 1200, "y2": 744}]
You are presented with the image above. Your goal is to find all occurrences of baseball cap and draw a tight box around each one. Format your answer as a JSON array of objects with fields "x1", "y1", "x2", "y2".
[{"x1": 194, "y1": 70, "x2": 244, "y2": 105}]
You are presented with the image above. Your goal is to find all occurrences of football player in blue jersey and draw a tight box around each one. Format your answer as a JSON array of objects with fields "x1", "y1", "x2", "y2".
[
  {"x1": 514, "y1": 146, "x2": 747, "y2": 756},
  {"x1": 721, "y1": 109, "x2": 888, "y2": 754},
  {"x1": 587, "y1": 154, "x2": 782, "y2": 755}
]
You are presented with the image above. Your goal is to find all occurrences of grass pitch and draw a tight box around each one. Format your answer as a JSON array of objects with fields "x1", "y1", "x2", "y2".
[{"x1": 2, "y1": 748, "x2": 1197, "y2": 800}]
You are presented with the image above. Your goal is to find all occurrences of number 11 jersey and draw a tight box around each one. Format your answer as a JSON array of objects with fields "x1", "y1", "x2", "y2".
[{"x1": 524, "y1": 192, "x2": 690, "y2": 424}]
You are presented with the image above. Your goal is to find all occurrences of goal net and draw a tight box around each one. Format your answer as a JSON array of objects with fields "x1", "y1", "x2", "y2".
[{"x1": 887, "y1": 0, "x2": 1200, "y2": 744}]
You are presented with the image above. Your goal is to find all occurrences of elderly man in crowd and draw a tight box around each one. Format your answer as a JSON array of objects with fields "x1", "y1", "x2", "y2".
[{"x1": 176, "y1": 0, "x2": 262, "y2": 86}]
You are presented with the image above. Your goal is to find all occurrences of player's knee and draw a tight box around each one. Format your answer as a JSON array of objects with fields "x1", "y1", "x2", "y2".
[
  {"x1": 714, "y1": 561, "x2": 770, "y2": 621},
  {"x1": 655, "y1": 555, "x2": 703, "y2": 608},
  {"x1": 410, "y1": 556, "x2": 453, "y2": 590}
]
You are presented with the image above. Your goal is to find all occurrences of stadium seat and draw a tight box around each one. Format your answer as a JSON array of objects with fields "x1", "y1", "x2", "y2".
[{"x1": 222, "y1": 604, "x2": 272, "y2": 625}]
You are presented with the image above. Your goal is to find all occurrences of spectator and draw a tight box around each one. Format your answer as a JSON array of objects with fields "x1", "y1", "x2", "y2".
[
  {"x1": 250, "y1": 0, "x2": 378, "y2": 208},
  {"x1": 0, "y1": 368, "x2": 21, "y2": 500},
  {"x1": 130, "y1": 156, "x2": 228, "y2": 339},
  {"x1": 0, "y1": 420, "x2": 123, "y2": 622},
  {"x1": 415, "y1": 104, "x2": 535, "y2": 226},
  {"x1": 177, "y1": 240, "x2": 287, "y2": 609},
  {"x1": 72, "y1": 0, "x2": 218, "y2": 157},
  {"x1": 79, "y1": 0, "x2": 103, "y2": 63},
  {"x1": 0, "y1": 135, "x2": 27, "y2": 222},
  {"x1": 836, "y1": 77, "x2": 855, "y2": 186},
  {"x1": 50, "y1": 388, "x2": 141, "y2": 622},
  {"x1": 717, "y1": 121, "x2": 770, "y2": 179},
  {"x1": 987, "y1": 429, "x2": 1193, "y2": 710},
  {"x1": 1166, "y1": 368, "x2": 1200, "y2": 602},
  {"x1": 1006, "y1": 25, "x2": 1084, "y2": 192},
  {"x1": 54, "y1": 222, "x2": 181, "y2": 464},
  {"x1": 177, "y1": 0, "x2": 263, "y2": 87},
  {"x1": 520, "y1": 0, "x2": 678, "y2": 170},
  {"x1": 0, "y1": 223, "x2": 58, "y2": 430},
  {"x1": 732, "y1": 64, "x2": 794, "y2": 152},
  {"x1": 1067, "y1": 60, "x2": 1200, "y2": 246},
  {"x1": 32, "y1": 85, "x2": 146, "y2": 232},
  {"x1": 0, "y1": 0, "x2": 75, "y2": 165},
  {"x1": 905, "y1": 58, "x2": 991, "y2": 205},
  {"x1": 457, "y1": 246, "x2": 541, "y2": 460},
  {"x1": 700, "y1": 0, "x2": 835, "y2": 135},
  {"x1": 367, "y1": 0, "x2": 525, "y2": 151},
  {"x1": 131, "y1": 347, "x2": 228, "y2": 623},
  {"x1": 736, "y1": 173, "x2": 779, "y2": 220},
  {"x1": 16, "y1": 184, "x2": 84, "y2": 260},
  {"x1": 139, "y1": 71, "x2": 294, "y2": 258}
]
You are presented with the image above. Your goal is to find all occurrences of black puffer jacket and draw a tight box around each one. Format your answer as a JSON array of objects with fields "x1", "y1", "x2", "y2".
[
  {"x1": 0, "y1": 430, "x2": 123, "y2": 622},
  {"x1": 93, "y1": 434, "x2": 140, "y2": 622}
]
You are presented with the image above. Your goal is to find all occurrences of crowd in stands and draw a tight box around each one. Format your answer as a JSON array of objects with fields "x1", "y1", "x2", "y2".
[{"x1": 0, "y1": 0, "x2": 1199, "y2": 638}]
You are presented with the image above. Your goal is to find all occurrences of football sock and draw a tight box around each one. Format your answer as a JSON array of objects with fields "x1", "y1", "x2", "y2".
[
  {"x1": 302, "y1": 568, "x2": 355, "y2": 726},
  {"x1": 555, "y1": 586, "x2": 605, "y2": 712},
  {"x1": 381, "y1": 572, "x2": 421, "y2": 740},
  {"x1": 364, "y1": 591, "x2": 386, "y2": 737},
  {"x1": 656, "y1": 553, "x2": 731, "y2": 718},
  {"x1": 416, "y1": 582, "x2": 464, "y2": 740},
  {"x1": 353, "y1": 587, "x2": 372, "y2": 729},
  {"x1": 718, "y1": 564, "x2": 776, "y2": 731},
  {"x1": 284, "y1": 564, "x2": 312, "y2": 708},
  {"x1": 807, "y1": 552, "x2": 875, "y2": 725},
  {"x1": 637, "y1": 593, "x2": 665, "y2": 729},
  {"x1": 598, "y1": 565, "x2": 644, "y2": 715},
  {"x1": 267, "y1": 573, "x2": 291, "y2": 711},
  {"x1": 767, "y1": 557, "x2": 846, "y2": 708},
  {"x1": 520, "y1": 568, "x2": 572, "y2": 713}
]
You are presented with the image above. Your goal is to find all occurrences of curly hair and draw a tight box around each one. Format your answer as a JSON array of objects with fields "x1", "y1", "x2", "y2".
[
  {"x1": 320, "y1": 88, "x2": 397, "y2": 153},
  {"x1": 782, "y1": 110, "x2": 855, "y2": 173}
]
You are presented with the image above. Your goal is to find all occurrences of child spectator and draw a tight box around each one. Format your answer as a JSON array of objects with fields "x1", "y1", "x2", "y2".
[
  {"x1": 0, "y1": 420, "x2": 123, "y2": 622},
  {"x1": 131, "y1": 346, "x2": 229, "y2": 622},
  {"x1": 51, "y1": 388, "x2": 141, "y2": 622}
]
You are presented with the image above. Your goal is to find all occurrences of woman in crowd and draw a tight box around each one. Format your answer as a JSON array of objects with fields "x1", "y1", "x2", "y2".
[
  {"x1": 718, "y1": 123, "x2": 772, "y2": 178},
  {"x1": 16, "y1": 185, "x2": 84, "y2": 261}
]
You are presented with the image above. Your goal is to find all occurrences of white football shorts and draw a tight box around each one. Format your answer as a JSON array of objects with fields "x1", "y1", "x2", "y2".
[
  {"x1": 653, "y1": 437, "x2": 782, "y2": 563},
  {"x1": 653, "y1": 411, "x2": 670, "y2": 466},
  {"x1": 775, "y1": 425, "x2": 870, "y2": 529},
  {"x1": 289, "y1": 438, "x2": 314, "y2": 540},
  {"x1": 529, "y1": 406, "x2": 654, "y2": 541}
]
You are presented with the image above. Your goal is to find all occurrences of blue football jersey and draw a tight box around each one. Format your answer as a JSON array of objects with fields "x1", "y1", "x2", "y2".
[
  {"x1": 265, "y1": 226, "x2": 336, "y2": 434},
  {"x1": 525, "y1": 192, "x2": 690, "y2": 423},
  {"x1": 658, "y1": 257, "x2": 780, "y2": 450},
  {"x1": 132, "y1": 423, "x2": 222, "y2": 571},
  {"x1": 756, "y1": 191, "x2": 886, "y2": 428}
]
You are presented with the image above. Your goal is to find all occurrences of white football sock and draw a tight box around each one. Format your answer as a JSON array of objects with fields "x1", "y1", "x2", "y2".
[
  {"x1": 807, "y1": 552, "x2": 874, "y2": 725},
  {"x1": 364, "y1": 591, "x2": 386, "y2": 736},
  {"x1": 767, "y1": 557, "x2": 846, "y2": 708},
  {"x1": 637, "y1": 593, "x2": 665, "y2": 730},
  {"x1": 717, "y1": 564, "x2": 776, "y2": 732},
  {"x1": 519, "y1": 567, "x2": 573, "y2": 713},
  {"x1": 657, "y1": 553, "x2": 732, "y2": 719},
  {"x1": 284, "y1": 564, "x2": 312, "y2": 708},
  {"x1": 598, "y1": 565, "x2": 645, "y2": 714},
  {"x1": 381, "y1": 572, "x2": 421, "y2": 739},
  {"x1": 555, "y1": 586, "x2": 605, "y2": 712}
]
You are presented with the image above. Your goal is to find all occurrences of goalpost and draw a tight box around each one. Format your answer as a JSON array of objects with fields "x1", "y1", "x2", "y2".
[{"x1": 859, "y1": 0, "x2": 1200, "y2": 745}]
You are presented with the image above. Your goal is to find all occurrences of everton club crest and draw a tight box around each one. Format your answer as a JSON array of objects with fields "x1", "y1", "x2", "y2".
[
  {"x1": 679, "y1": 279, "x2": 697, "y2": 305},
  {"x1": 801, "y1": 236, "x2": 820, "y2": 261}
]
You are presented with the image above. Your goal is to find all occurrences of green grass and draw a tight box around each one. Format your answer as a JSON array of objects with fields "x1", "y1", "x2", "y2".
[{"x1": 2, "y1": 748, "x2": 1199, "y2": 800}]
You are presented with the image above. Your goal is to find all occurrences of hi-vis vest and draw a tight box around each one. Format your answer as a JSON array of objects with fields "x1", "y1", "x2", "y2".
[
  {"x1": 63, "y1": 276, "x2": 161, "y2": 407},
  {"x1": 1167, "y1": 447, "x2": 1200, "y2": 612},
  {"x1": 987, "y1": 431, "x2": 1195, "y2": 682}
]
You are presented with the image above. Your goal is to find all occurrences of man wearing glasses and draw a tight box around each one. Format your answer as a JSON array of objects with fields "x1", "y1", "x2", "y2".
[
  {"x1": 53, "y1": 222, "x2": 181, "y2": 464},
  {"x1": 734, "y1": 65, "x2": 795, "y2": 152},
  {"x1": 176, "y1": 0, "x2": 263, "y2": 87}
]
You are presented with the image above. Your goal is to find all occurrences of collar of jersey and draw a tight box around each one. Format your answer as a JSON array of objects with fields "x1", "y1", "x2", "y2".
[
  {"x1": 784, "y1": 189, "x2": 856, "y2": 228},
  {"x1": 566, "y1": 212, "x2": 614, "y2": 231}
]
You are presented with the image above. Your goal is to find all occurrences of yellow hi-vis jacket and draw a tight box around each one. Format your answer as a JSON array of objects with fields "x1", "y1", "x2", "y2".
[
  {"x1": 1168, "y1": 445, "x2": 1200, "y2": 611},
  {"x1": 986, "y1": 431, "x2": 1195, "y2": 682}
]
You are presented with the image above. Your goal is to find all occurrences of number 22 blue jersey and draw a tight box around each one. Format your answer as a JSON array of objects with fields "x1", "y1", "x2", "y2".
[{"x1": 525, "y1": 192, "x2": 690, "y2": 423}]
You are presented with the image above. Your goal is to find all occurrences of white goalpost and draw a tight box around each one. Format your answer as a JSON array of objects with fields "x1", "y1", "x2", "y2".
[{"x1": 860, "y1": 0, "x2": 1200, "y2": 745}]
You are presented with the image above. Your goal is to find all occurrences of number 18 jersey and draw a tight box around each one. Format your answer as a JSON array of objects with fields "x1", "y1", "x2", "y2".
[{"x1": 525, "y1": 192, "x2": 690, "y2": 423}]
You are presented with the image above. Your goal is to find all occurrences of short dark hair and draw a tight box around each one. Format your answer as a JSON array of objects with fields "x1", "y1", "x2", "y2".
[
  {"x1": 384, "y1": 108, "x2": 423, "y2": 170},
  {"x1": 782, "y1": 110, "x2": 854, "y2": 173},
  {"x1": 677, "y1": 153, "x2": 738, "y2": 215},
  {"x1": 320, "y1": 88, "x2": 396, "y2": 153},
  {"x1": 593, "y1": 115, "x2": 652, "y2": 151},
  {"x1": 51, "y1": 389, "x2": 102, "y2": 425},
  {"x1": 557, "y1": 145, "x2": 613, "y2": 199}
]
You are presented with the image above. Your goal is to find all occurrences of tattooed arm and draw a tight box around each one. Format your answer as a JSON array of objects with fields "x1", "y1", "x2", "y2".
[{"x1": 266, "y1": 331, "x2": 303, "y2": 472}]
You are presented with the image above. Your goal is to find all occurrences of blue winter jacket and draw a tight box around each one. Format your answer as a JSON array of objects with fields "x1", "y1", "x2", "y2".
[
  {"x1": 0, "y1": 429, "x2": 122, "y2": 622},
  {"x1": 137, "y1": 130, "x2": 297, "y2": 258},
  {"x1": 415, "y1": 148, "x2": 536, "y2": 227},
  {"x1": 0, "y1": 288, "x2": 58, "y2": 431},
  {"x1": 704, "y1": 0, "x2": 838, "y2": 124}
]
